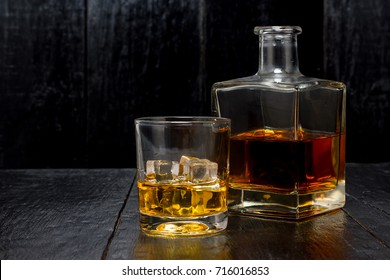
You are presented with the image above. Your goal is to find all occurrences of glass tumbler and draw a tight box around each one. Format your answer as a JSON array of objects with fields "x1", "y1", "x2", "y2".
[{"x1": 135, "y1": 117, "x2": 230, "y2": 236}]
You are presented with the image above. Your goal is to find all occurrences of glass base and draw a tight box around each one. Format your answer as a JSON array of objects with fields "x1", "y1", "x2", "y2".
[
  {"x1": 140, "y1": 211, "x2": 228, "y2": 237},
  {"x1": 228, "y1": 181, "x2": 345, "y2": 220}
]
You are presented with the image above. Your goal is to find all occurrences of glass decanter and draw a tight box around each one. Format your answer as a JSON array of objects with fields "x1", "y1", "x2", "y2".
[{"x1": 211, "y1": 26, "x2": 346, "y2": 219}]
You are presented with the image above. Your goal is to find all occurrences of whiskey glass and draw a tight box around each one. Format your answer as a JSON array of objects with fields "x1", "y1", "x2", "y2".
[{"x1": 135, "y1": 116, "x2": 230, "y2": 236}]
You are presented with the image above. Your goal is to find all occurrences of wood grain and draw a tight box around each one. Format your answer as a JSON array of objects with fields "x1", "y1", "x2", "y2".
[
  {"x1": 0, "y1": 169, "x2": 135, "y2": 259},
  {"x1": 0, "y1": 164, "x2": 389, "y2": 259},
  {"x1": 0, "y1": 0, "x2": 389, "y2": 167},
  {"x1": 86, "y1": 0, "x2": 203, "y2": 168},
  {"x1": 343, "y1": 163, "x2": 390, "y2": 246},
  {"x1": 205, "y1": 0, "x2": 324, "y2": 88},
  {"x1": 106, "y1": 164, "x2": 390, "y2": 260},
  {"x1": 0, "y1": 0, "x2": 86, "y2": 168},
  {"x1": 324, "y1": 0, "x2": 390, "y2": 162},
  {"x1": 107, "y1": 186, "x2": 390, "y2": 260}
]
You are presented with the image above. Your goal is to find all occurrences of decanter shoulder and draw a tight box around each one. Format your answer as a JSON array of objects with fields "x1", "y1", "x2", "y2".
[{"x1": 212, "y1": 74, "x2": 345, "y2": 92}]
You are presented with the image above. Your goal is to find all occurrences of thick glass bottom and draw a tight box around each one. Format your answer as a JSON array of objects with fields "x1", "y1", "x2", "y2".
[
  {"x1": 139, "y1": 211, "x2": 228, "y2": 237},
  {"x1": 228, "y1": 181, "x2": 345, "y2": 220}
]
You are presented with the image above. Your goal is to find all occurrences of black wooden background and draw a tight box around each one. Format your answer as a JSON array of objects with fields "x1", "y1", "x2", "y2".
[{"x1": 1, "y1": 0, "x2": 389, "y2": 168}]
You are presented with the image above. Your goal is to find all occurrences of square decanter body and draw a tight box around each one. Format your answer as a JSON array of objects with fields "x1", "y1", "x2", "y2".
[{"x1": 212, "y1": 74, "x2": 346, "y2": 219}]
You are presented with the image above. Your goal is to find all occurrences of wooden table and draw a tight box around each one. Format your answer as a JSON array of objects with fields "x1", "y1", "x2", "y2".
[{"x1": 1, "y1": 163, "x2": 389, "y2": 260}]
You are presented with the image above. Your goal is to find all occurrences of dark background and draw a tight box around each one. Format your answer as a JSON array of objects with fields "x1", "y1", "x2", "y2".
[{"x1": 1, "y1": 0, "x2": 389, "y2": 168}]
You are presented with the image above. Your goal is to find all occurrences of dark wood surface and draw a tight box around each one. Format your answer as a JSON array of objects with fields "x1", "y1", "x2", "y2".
[
  {"x1": 1, "y1": 0, "x2": 390, "y2": 168},
  {"x1": 1, "y1": 163, "x2": 389, "y2": 260},
  {"x1": 324, "y1": 0, "x2": 390, "y2": 162}
]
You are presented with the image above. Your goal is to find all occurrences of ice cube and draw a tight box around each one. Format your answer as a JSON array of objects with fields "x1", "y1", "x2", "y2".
[
  {"x1": 171, "y1": 161, "x2": 179, "y2": 177},
  {"x1": 156, "y1": 160, "x2": 172, "y2": 181},
  {"x1": 146, "y1": 161, "x2": 155, "y2": 176},
  {"x1": 145, "y1": 160, "x2": 178, "y2": 182},
  {"x1": 208, "y1": 161, "x2": 218, "y2": 179},
  {"x1": 146, "y1": 160, "x2": 156, "y2": 180},
  {"x1": 179, "y1": 156, "x2": 218, "y2": 183},
  {"x1": 179, "y1": 155, "x2": 192, "y2": 177}
]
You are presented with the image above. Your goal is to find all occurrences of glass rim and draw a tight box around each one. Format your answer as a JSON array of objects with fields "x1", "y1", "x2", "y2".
[
  {"x1": 135, "y1": 116, "x2": 231, "y2": 125},
  {"x1": 254, "y1": 26, "x2": 302, "y2": 35}
]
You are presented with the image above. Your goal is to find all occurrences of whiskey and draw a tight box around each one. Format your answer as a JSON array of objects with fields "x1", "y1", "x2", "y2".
[
  {"x1": 138, "y1": 180, "x2": 227, "y2": 217},
  {"x1": 230, "y1": 129, "x2": 345, "y2": 194}
]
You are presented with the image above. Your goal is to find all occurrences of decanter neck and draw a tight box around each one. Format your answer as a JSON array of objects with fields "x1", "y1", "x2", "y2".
[{"x1": 255, "y1": 26, "x2": 302, "y2": 75}]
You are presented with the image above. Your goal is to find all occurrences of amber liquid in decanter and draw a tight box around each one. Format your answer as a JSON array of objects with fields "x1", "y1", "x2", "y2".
[{"x1": 229, "y1": 128, "x2": 345, "y2": 194}]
